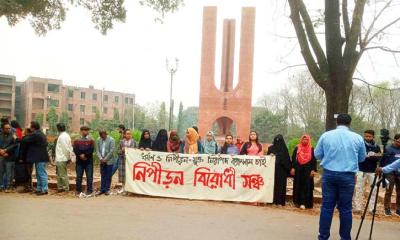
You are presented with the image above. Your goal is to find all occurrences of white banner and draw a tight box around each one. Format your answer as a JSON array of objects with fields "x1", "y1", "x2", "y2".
[{"x1": 125, "y1": 149, "x2": 276, "y2": 203}]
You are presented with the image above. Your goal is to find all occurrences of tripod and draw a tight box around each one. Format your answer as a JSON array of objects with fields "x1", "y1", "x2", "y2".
[{"x1": 355, "y1": 174, "x2": 385, "y2": 240}]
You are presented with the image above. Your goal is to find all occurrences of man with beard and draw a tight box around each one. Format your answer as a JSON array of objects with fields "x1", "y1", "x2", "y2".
[{"x1": 353, "y1": 130, "x2": 381, "y2": 214}]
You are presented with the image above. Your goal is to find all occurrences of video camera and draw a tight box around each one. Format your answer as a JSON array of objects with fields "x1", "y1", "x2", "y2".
[{"x1": 380, "y1": 128, "x2": 390, "y2": 147}]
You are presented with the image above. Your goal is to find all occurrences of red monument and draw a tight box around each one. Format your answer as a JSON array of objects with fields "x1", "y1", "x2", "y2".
[{"x1": 198, "y1": 6, "x2": 256, "y2": 139}]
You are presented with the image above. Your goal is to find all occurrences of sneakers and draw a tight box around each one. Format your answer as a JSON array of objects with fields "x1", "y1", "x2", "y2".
[
  {"x1": 85, "y1": 192, "x2": 93, "y2": 198},
  {"x1": 36, "y1": 191, "x2": 48, "y2": 196},
  {"x1": 384, "y1": 208, "x2": 392, "y2": 216},
  {"x1": 395, "y1": 209, "x2": 400, "y2": 217},
  {"x1": 300, "y1": 205, "x2": 306, "y2": 210}
]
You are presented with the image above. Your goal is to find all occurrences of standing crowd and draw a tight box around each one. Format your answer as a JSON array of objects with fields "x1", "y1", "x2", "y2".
[{"x1": 1, "y1": 114, "x2": 399, "y2": 239}]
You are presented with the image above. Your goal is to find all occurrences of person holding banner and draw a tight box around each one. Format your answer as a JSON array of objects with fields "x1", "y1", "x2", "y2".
[
  {"x1": 203, "y1": 131, "x2": 219, "y2": 154},
  {"x1": 291, "y1": 134, "x2": 317, "y2": 209},
  {"x1": 267, "y1": 134, "x2": 291, "y2": 206},
  {"x1": 117, "y1": 129, "x2": 136, "y2": 194},
  {"x1": 220, "y1": 134, "x2": 239, "y2": 155},
  {"x1": 184, "y1": 128, "x2": 201, "y2": 154},
  {"x1": 152, "y1": 129, "x2": 168, "y2": 152},
  {"x1": 138, "y1": 130, "x2": 152, "y2": 151},
  {"x1": 240, "y1": 131, "x2": 263, "y2": 156},
  {"x1": 167, "y1": 130, "x2": 181, "y2": 153}
]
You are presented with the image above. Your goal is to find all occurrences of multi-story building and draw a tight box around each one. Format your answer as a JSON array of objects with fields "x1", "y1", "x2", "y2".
[
  {"x1": 0, "y1": 74, "x2": 16, "y2": 119},
  {"x1": 7, "y1": 76, "x2": 135, "y2": 133}
]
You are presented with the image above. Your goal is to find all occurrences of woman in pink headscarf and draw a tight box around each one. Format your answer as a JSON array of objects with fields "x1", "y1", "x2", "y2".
[{"x1": 290, "y1": 134, "x2": 317, "y2": 209}]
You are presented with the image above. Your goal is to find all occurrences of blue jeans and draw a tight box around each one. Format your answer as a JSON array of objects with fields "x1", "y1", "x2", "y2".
[
  {"x1": 319, "y1": 169, "x2": 355, "y2": 240},
  {"x1": 76, "y1": 161, "x2": 93, "y2": 194},
  {"x1": 100, "y1": 164, "x2": 113, "y2": 193},
  {"x1": 0, "y1": 158, "x2": 4, "y2": 189},
  {"x1": 4, "y1": 161, "x2": 15, "y2": 189},
  {"x1": 35, "y1": 162, "x2": 48, "y2": 193},
  {"x1": 111, "y1": 156, "x2": 120, "y2": 177}
]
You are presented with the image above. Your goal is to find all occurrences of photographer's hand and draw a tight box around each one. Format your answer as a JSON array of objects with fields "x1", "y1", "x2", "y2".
[{"x1": 375, "y1": 167, "x2": 383, "y2": 177}]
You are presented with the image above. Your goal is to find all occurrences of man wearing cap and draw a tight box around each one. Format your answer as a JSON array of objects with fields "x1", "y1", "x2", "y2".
[
  {"x1": 73, "y1": 126, "x2": 95, "y2": 197},
  {"x1": 96, "y1": 129, "x2": 115, "y2": 195}
]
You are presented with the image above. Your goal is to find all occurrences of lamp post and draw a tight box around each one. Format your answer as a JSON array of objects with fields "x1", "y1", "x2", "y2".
[{"x1": 166, "y1": 58, "x2": 179, "y2": 131}]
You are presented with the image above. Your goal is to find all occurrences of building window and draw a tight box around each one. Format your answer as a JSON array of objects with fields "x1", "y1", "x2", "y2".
[
  {"x1": 68, "y1": 104, "x2": 73, "y2": 111},
  {"x1": 103, "y1": 107, "x2": 108, "y2": 114},
  {"x1": 80, "y1": 105, "x2": 85, "y2": 113},
  {"x1": 103, "y1": 95, "x2": 108, "y2": 102},
  {"x1": 92, "y1": 93, "x2": 97, "y2": 101},
  {"x1": 80, "y1": 118, "x2": 85, "y2": 125},
  {"x1": 92, "y1": 106, "x2": 97, "y2": 113},
  {"x1": 68, "y1": 117, "x2": 72, "y2": 123},
  {"x1": 81, "y1": 92, "x2": 86, "y2": 99},
  {"x1": 114, "y1": 96, "x2": 119, "y2": 103},
  {"x1": 48, "y1": 84, "x2": 60, "y2": 92},
  {"x1": 68, "y1": 89, "x2": 73, "y2": 98},
  {"x1": 125, "y1": 97, "x2": 129, "y2": 104},
  {"x1": 47, "y1": 99, "x2": 59, "y2": 108},
  {"x1": 129, "y1": 98, "x2": 134, "y2": 104}
]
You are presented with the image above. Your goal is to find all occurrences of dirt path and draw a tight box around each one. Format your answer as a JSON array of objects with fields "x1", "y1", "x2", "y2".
[{"x1": 0, "y1": 193, "x2": 399, "y2": 240}]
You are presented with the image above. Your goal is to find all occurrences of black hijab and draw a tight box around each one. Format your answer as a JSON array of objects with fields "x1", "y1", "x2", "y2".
[
  {"x1": 268, "y1": 134, "x2": 291, "y2": 172},
  {"x1": 152, "y1": 129, "x2": 168, "y2": 152},
  {"x1": 139, "y1": 129, "x2": 152, "y2": 149}
]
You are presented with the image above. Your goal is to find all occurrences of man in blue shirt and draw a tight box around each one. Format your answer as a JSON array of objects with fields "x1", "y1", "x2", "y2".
[
  {"x1": 314, "y1": 114, "x2": 366, "y2": 240},
  {"x1": 377, "y1": 158, "x2": 400, "y2": 176}
]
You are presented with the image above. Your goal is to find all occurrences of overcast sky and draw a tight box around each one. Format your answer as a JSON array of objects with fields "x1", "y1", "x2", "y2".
[{"x1": 1, "y1": 0, "x2": 399, "y2": 109}]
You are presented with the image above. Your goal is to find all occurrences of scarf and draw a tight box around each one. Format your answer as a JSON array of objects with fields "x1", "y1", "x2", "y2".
[
  {"x1": 168, "y1": 130, "x2": 181, "y2": 152},
  {"x1": 203, "y1": 131, "x2": 217, "y2": 154},
  {"x1": 296, "y1": 134, "x2": 313, "y2": 165},
  {"x1": 184, "y1": 128, "x2": 199, "y2": 154}
]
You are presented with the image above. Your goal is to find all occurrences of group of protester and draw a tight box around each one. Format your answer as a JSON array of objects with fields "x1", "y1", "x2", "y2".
[{"x1": 1, "y1": 114, "x2": 400, "y2": 239}]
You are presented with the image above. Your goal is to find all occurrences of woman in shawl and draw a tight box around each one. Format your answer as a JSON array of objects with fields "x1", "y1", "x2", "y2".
[
  {"x1": 152, "y1": 129, "x2": 168, "y2": 152},
  {"x1": 240, "y1": 131, "x2": 263, "y2": 156},
  {"x1": 220, "y1": 134, "x2": 239, "y2": 155},
  {"x1": 138, "y1": 129, "x2": 152, "y2": 150},
  {"x1": 117, "y1": 129, "x2": 136, "y2": 194},
  {"x1": 291, "y1": 135, "x2": 317, "y2": 209},
  {"x1": 167, "y1": 130, "x2": 181, "y2": 153},
  {"x1": 203, "y1": 131, "x2": 218, "y2": 154},
  {"x1": 183, "y1": 128, "x2": 199, "y2": 154},
  {"x1": 267, "y1": 134, "x2": 291, "y2": 206}
]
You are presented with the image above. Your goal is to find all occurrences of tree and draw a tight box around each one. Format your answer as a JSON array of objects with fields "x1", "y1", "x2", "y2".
[
  {"x1": 176, "y1": 101, "x2": 184, "y2": 134},
  {"x1": 0, "y1": 0, "x2": 183, "y2": 36},
  {"x1": 288, "y1": 0, "x2": 400, "y2": 130},
  {"x1": 157, "y1": 102, "x2": 168, "y2": 130},
  {"x1": 123, "y1": 108, "x2": 133, "y2": 129},
  {"x1": 47, "y1": 107, "x2": 58, "y2": 135},
  {"x1": 34, "y1": 112, "x2": 44, "y2": 126},
  {"x1": 59, "y1": 111, "x2": 70, "y2": 130},
  {"x1": 251, "y1": 107, "x2": 287, "y2": 143}
]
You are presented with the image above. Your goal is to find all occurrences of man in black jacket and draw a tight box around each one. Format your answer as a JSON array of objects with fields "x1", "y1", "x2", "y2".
[
  {"x1": 0, "y1": 122, "x2": 17, "y2": 192},
  {"x1": 353, "y1": 130, "x2": 381, "y2": 214},
  {"x1": 382, "y1": 133, "x2": 400, "y2": 216},
  {"x1": 22, "y1": 121, "x2": 49, "y2": 195}
]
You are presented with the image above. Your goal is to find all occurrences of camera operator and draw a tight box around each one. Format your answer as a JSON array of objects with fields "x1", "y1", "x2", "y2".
[
  {"x1": 381, "y1": 133, "x2": 400, "y2": 217},
  {"x1": 354, "y1": 130, "x2": 381, "y2": 214}
]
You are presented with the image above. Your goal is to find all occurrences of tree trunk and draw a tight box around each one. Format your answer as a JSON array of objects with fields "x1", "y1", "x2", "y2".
[{"x1": 324, "y1": 74, "x2": 352, "y2": 130}]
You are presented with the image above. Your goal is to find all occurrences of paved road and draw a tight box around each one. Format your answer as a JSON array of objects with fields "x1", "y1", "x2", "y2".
[{"x1": 0, "y1": 194, "x2": 399, "y2": 240}]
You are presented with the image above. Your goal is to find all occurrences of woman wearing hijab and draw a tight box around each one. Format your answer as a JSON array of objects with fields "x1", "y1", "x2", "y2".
[
  {"x1": 167, "y1": 130, "x2": 181, "y2": 153},
  {"x1": 138, "y1": 129, "x2": 152, "y2": 150},
  {"x1": 267, "y1": 134, "x2": 291, "y2": 206},
  {"x1": 220, "y1": 134, "x2": 239, "y2": 155},
  {"x1": 240, "y1": 131, "x2": 263, "y2": 156},
  {"x1": 291, "y1": 135, "x2": 317, "y2": 209},
  {"x1": 184, "y1": 128, "x2": 199, "y2": 154},
  {"x1": 203, "y1": 131, "x2": 218, "y2": 154},
  {"x1": 152, "y1": 129, "x2": 168, "y2": 152}
]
